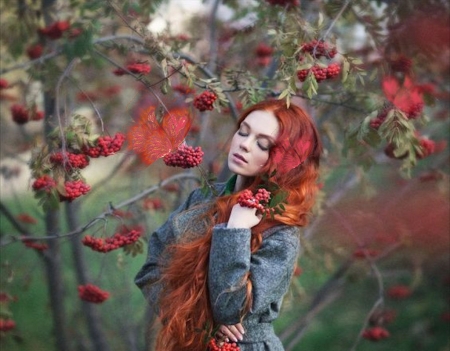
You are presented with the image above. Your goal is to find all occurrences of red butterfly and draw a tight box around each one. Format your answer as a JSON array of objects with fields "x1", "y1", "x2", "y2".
[
  {"x1": 127, "y1": 106, "x2": 191, "y2": 165},
  {"x1": 272, "y1": 138, "x2": 311, "y2": 174},
  {"x1": 382, "y1": 75, "x2": 424, "y2": 114}
]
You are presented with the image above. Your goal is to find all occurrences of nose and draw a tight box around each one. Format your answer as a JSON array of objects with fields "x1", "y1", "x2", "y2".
[{"x1": 239, "y1": 138, "x2": 251, "y2": 152}]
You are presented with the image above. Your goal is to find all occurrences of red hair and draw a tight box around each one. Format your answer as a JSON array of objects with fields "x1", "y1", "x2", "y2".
[{"x1": 155, "y1": 100, "x2": 322, "y2": 350}]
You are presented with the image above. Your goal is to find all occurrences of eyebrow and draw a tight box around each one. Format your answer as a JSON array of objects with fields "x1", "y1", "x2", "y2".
[{"x1": 240, "y1": 121, "x2": 277, "y2": 143}]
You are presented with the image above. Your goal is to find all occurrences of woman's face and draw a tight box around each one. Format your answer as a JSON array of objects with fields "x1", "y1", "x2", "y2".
[{"x1": 228, "y1": 110, "x2": 280, "y2": 178}]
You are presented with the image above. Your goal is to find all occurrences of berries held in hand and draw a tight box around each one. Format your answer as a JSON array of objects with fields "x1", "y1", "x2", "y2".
[
  {"x1": 207, "y1": 338, "x2": 241, "y2": 351},
  {"x1": 237, "y1": 188, "x2": 271, "y2": 214},
  {"x1": 163, "y1": 145, "x2": 204, "y2": 168},
  {"x1": 193, "y1": 91, "x2": 217, "y2": 111}
]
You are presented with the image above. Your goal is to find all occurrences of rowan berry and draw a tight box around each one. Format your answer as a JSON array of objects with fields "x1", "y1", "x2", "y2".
[
  {"x1": 83, "y1": 133, "x2": 125, "y2": 158},
  {"x1": 0, "y1": 78, "x2": 9, "y2": 89},
  {"x1": 362, "y1": 326, "x2": 390, "y2": 341},
  {"x1": 27, "y1": 43, "x2": 44, "y2": 59},
  {"x1": 0, "y1": 319, "x2": 16, "y2": 332},
  {"x1": 60, "y1": 180, "x2": 91, "y2": 202},
  {"x1": 193, "y1": 91, "x2": 217, "y2": 111},
  {"x1": 23, "y1": 238, "x2": 49, "y2": 251},
  {"x1": 326, "y1": 62, "x2": 341, "y2": 79},
  {"x1": 353, "y1": 248, "x2": 380, "y2": 259},
  {"x1": 16, "y1": 213, "x2": 38, "y2": 224},
  {"x1": 10, "y1": 104, "x2": 29, "y2": 124},
  {"x1": 82, "y1": 229, "x2": 142, "y2": 253},
  {"x1": 207, "y1": 338, "x2": 241, "y2": 351},
  {"x1": 50, "y1": 151, "x2": 90, "y2": 170},
  {"x1": 126, "y1": 62, "x2": 151, "y2": 75},
  {"x1": 237, "y1": 188, "x2": 271, "y2": 214},
  {"x1": 387, "y1": 285, "x2": 412, "y2": 299},
  {"x1": 78, "y1": 284, "x2": 110, "y2": 303},
  {"x1": 265, "y1": 0, "x2": 299, "y2": 7},
  {"x1": 417, "y1": 138, "x2": 436, "y2": 159},
  {"x1": 32, "y1": 175, "x2": 57, "y2": 193},
  {"x1": 255, "y1": 43, "x2": 274, "y2": 57},
  {"x1": 38, "y1": 20, "x2": 70, "y2": 40},
  {"x1": 389, "y1": 55, "x2": 412, "y2": 73},
  {"x1": 300, "y1": 39, "x2": 337, "y2": 59},
  {"x1": 163, "y1": 145, "x2": 204, "y2": 168}
]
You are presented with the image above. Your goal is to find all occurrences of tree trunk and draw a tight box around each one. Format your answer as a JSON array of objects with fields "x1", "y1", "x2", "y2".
[
  {"x1": 65, "y1": 201, "x2": 112, "y2": 351},
  {"x1": 43, "y1": 208, "x2": 71, "y2": 351}
]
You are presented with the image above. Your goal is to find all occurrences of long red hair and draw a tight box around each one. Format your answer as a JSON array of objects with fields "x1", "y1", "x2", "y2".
[{"x1": 155, "y1": 100, "x2": 322, "y2": 350}]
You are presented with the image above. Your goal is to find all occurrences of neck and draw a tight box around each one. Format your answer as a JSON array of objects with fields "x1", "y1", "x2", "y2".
[{"x1": 234, "y1": 175, "x2": 249, "y2": 192}]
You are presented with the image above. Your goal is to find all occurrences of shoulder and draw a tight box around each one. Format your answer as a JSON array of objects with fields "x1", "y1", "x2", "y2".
[
  {"x1": 186, "y1": 182, "x2": 227, "y2": 206},
  {"x1": 262, "y1": 224, "x2": 300, "y2": 250}
]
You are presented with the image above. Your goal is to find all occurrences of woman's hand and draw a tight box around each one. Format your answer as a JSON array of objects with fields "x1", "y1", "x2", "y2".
[
  {"x1": 227, "y1": 204, "x2": 262, "y2": 229},
  {"x1": 216, "y1": 323, "x2": 245, "y2": 342}
]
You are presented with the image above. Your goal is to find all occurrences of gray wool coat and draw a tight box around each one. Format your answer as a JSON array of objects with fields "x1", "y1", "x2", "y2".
[{"x1": 135, "y1": 182, "x2": 300, "y2": 351}]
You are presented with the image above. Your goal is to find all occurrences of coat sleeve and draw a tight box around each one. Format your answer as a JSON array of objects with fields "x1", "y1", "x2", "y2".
[
  {"x1": 134, "y1": 189, "x2": 202, "y2": 309},
  {"x1": 208, "y1": 225, "x2": 299, "y2": 325}
]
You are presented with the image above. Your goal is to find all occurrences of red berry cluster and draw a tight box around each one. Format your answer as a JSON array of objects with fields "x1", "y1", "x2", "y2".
[
  {"x1": 387, "y1": 285, "x2": 412, "y2": 300},
  {"x1": 237, "y1": 188, "x2": 271, "y2": 214},
  {"x1": 297, "y1": 64, "x2": 341, "y2": 83},
  {"x1": 163, "y1": 145, "x2": 204, "y2": 168},
  {"x1": 32, "y1": 175, "x2": 57, "y2": 193},
  {"x1": 173, "y1": 84, "x2": 194, "y2": 95},
  {"x1": 16, "y1": 213, "x2": 38, "y2": 224},
  {"x1": 362, "y1": 326, "x2": 390, "y2": 341},
  {"x1": 207, "y1": 338, "x2": 240, "y2": 351},
  {"x1": 83, "y1": 133, "x2": 125, "y2": 158},
  {"x1": 113, "y1": 63, "x2": 151, "y2": 76},
  {"x1": 82, "y1": 229, "x2": 142, "y2": 253},
  {"x1": 0, "y1": 78, "x2": 9, "y2": 89},
  {"x1": 301, "y1": 39, "x2": 337, "y2": 59},
  {"x1": 78, "y1": 284, "x2": 110, "y2": 303},
  {"x1": 10, "y1": 104, "x2": 44, "y2": 124},
  {"x1": 265, "y1": 0, "x2": 299, "y2": 7},
  {"x1": 389, "y1": 55, "x2": 413, "y2": 73},
  {"x1": 255, "y1": 43, "x2": 274, "y2": 67},
  {"x1": 417, "y1": 137, "x2": 436, "y2": 159},
  {"x1": 59, "y1": 180, "x2": 91, "y2": 202},
  {"x1": 27, "y1": 43, "x2": 44, "y2": 59},
  {"x1": 353, "y1": 248, "x2": 380, "y2": 259},
  {"x1": 193, "y1": 91, "x2": 217, "y2": 111},
  {"x1": 23, "y1": 238, "x2": 49, "y2": 251},
  {"x1": 0, "y1": 319, "x2": 16, "y2": 332},
  {"x1": 38, "y1": 20, "x2": 71, "y2": 40},
  {"x1": 50, "y1": 152, "x2": 90, "y2": 170}
]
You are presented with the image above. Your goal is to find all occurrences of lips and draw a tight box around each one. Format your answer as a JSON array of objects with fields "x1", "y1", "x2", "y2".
[{"x1": 233, "y1": 153, "x2": 247, "y2": 163}]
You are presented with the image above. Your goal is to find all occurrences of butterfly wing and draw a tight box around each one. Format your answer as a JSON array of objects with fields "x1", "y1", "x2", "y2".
[
  {"x1": 161, "y1": 108, "x2": 191, "y2": 150},
  {"x1": 272, "y1": 138, "x2": 311, "y2": 174},
  {"x1": 127, "y1": 106, "x2": 172, "y2": 165},
  {"x1": 382, "y1": 75, "x2": 423, "y2": 114}
]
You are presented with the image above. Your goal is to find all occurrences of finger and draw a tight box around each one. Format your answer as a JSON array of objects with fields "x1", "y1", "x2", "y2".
[
  {"x1": 219, "y1": 326, "x2": 237, "y2": 342},
  {"x1": 235, "y1": 323, "x2": 245, "y2": 335},
  {"x1": 226, "y1": 325, "x2": 244, "y2": 341}
]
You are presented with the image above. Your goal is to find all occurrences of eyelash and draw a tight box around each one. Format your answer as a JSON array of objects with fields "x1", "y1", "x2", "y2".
[{"x1": 237, "y1": 131, "x2": 270, "y2": 151}]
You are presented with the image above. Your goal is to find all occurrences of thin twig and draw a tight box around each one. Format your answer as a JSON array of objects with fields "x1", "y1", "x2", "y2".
[{"x1": 0, "y1": 172, "x2": 200, "y2": 247}]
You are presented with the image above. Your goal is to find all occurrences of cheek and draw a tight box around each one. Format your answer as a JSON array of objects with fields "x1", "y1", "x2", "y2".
[{"x1": 254, "y1": 150, "x2": 270, "y2": 166}]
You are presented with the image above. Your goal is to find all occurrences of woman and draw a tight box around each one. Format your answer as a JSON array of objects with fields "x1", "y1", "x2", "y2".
[{"x1": 135, "y1": 99, "x2": 322, "y2": 351}]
